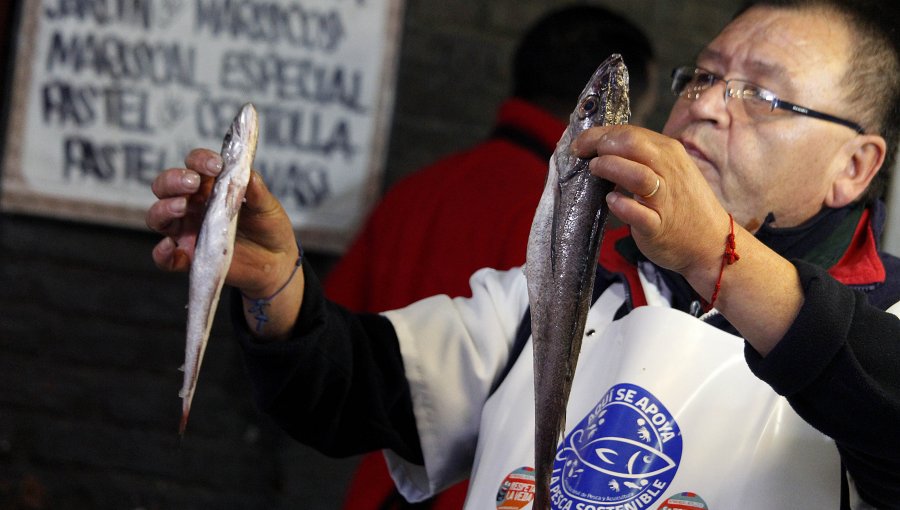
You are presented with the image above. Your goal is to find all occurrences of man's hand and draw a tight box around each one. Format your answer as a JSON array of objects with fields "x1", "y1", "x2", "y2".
[
  {"x1": 574, "y1": 125, "x2": 730, "y2": 290},
  {"x1": 146, "y1": 148, "x2": 303, "y2": 340},
  {"x1": 574, "y1": 125, "x2": 804, "y2": 355}
]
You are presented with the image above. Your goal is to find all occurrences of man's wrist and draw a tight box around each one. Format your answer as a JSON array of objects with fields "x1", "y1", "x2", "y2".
[{"x1": 239, "y1": 242, "x2": 304, "y2": 338}]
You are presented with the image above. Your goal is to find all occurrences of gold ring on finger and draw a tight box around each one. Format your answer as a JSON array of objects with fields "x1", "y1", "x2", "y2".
[{"x1": 641, "y1": 177, "x2": 660, "y2": 199}]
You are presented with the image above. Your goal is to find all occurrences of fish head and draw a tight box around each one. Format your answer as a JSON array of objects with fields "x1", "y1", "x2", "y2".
[
  {"x1": 572, "y1": 54, "x2": 630, "y2": 129},
  {"x1": 221, "y1": 103, "x2": 259, "y2": 166},
  {"x1": 556, "y1": 54, "x2": 631, "y2": 179}
]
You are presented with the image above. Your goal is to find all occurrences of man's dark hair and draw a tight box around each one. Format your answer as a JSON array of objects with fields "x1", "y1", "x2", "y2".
[
  {"x1": 513, "y1": 6, "x2": 655, "y2": 111},
  {"x1": 738, "y1": 0, "x2": 900, "y2": 203}
]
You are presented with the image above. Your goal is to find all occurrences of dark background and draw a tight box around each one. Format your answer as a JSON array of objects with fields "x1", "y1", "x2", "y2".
[{"x1": 0, "y1": 1, "x2": 750, "y2": 508}]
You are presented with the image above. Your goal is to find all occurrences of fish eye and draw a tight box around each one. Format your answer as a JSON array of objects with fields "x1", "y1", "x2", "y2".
[
  {"x1": 579, "y1": 95, "x2": 599, "y2": 118},
  {"x1": 221, "y1": 129, "x2": 235, "y2": 156}
]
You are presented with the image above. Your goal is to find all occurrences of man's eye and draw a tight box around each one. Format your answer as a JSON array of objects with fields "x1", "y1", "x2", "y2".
[
  {"x1": 744, "y1": 86, "x2": 762, "y2": 98},
  {"x1": 743, "y1": 86, "x2": 775, "y2": 106},
  {"x1": 696, "y1": 72, "x2": 716, "y2": 85}
]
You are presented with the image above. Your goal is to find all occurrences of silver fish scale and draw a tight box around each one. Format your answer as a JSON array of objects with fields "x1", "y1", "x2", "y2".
[
  {"x1": 525, "y1": 54, "x2": 630, "y2": 510},
  {"x1": 180, "y1": 103, "x2": 259, "y2": 436}
]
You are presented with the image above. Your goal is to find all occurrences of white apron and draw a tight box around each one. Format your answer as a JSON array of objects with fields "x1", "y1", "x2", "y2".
[
  {"x1": 384, "y1": 267, "x2": 871, "y2": 509},
  {"x1": 467, "y1": 305, "x2": 842, "y2": 509}
]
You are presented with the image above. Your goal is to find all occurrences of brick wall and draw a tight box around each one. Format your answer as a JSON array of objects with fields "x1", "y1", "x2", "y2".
[{"x1": 0, "y1": 1, "x2": 742, "y2": 508}]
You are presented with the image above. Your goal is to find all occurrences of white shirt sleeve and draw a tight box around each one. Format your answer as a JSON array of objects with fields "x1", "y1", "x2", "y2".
[{"x1": 381, "y1": 267, "x2": 530, "y2": 501}]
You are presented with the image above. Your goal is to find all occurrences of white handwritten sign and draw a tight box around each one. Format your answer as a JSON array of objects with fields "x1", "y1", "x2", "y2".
[{"x1": 1, "y1": 0, "x2": 403, "y2": 252}]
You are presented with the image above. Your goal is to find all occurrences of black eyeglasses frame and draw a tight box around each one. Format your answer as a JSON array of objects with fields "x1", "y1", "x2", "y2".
[{"x1": 671, "y1": 66, "x2": 865, "y2": 134}]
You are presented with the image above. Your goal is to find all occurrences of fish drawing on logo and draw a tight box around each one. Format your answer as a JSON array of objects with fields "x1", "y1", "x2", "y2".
[
  {"x1": 624, "y1": 480, "x2": 647, "y2": 491},
  {"x1": 576, "y1": 436, "x2": 676, "y2": 480},
  {"x1": 552, "y1": 384, "x2": 683, "y2": 507},
  {"x1": 525, "y1": 54, "x2": 630, "y2": 510}
]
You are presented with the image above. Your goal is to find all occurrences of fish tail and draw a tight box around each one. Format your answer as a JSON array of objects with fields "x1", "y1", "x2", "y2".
[
  {"x1": 534, "y1": 386, "x2": 567, "y2": 510},
  {"x1": 533, "y1": 443, "x2": 554, "y2": 510},
  {"x1": 179, "y1": 389, "x2": 194, "y2": 436},
  {"x1": 179, "y1": 409, "x2": 190, "y2": 437}
]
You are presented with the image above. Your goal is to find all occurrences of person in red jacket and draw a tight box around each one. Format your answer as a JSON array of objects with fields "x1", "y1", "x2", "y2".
[{"x1": 324, "y1": 5, "x2": 657, "y2": 509}]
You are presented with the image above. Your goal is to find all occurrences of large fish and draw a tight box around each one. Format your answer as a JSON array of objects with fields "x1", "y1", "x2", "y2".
[
  {"x1": 179, "y1": 103, "x2": 259, "y2": 435},
  {"x1": 525, "y1": 55, "x2": 630, "y2": 509}
]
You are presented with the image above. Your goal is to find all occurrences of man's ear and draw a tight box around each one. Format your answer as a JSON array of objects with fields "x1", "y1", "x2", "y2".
[{"x1": 826, "y1": 134, "x2": 887, "y2": 208}]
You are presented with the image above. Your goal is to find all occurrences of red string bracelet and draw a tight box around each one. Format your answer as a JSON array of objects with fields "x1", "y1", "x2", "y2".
[{"x1": 702, "y1": 213, "x2": 740, "y2": 312}]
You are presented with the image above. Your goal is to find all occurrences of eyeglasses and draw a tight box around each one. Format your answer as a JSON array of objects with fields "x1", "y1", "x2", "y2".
[{"x1": 671, "y1": 66, "x2": 865, "y2": 134}]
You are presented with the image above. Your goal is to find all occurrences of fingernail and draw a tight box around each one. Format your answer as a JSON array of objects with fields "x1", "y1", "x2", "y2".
[
  {"x1": 160, "y1": 236, "x2": 175, "y2": 253},
  {"x1": 207, "y1": 156, "x2": 223, "y2": 173},
  {"x1": 606, "y1": 191, "x2": 619, "y2": 205},
  {"x1": 182, "y1": 172, "x2": 200, "y2": 189},
  {"x1": 169, "y1": 197, "x2": 187, "y2": 214}
]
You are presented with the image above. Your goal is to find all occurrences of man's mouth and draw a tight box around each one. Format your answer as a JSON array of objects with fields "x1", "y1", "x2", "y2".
[{"x1": 680, "y1": 139, "x2": 715, "y2": 170}]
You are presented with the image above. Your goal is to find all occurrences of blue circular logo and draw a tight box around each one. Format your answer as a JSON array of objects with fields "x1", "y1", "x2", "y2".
[{"x1": 550, "y1": 383, "x2": 682, "y2": 508}]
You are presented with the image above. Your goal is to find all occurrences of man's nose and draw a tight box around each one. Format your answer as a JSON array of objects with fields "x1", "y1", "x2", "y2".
[{"x1": 687, "y1": 81, "x2": 731, "y2": 126}]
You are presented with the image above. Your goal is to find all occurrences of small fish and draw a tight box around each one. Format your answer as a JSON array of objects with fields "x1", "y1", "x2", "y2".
[
  {"x1": 179, "y1": 102, "x2": 259, "y2": 435},
  {"x1": 525, "y1": 55, "x2": 630, "y2": 509}
]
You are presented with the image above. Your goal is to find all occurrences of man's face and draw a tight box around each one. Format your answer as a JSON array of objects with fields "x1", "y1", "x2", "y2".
[{"x1": 662, "y1": 6, "x2": 862, "y2": 231}]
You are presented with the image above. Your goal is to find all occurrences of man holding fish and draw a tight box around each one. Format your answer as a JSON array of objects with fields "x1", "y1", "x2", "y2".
[{"x1": 147, "y1": 0, "x2": 899, "y2": 508}]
